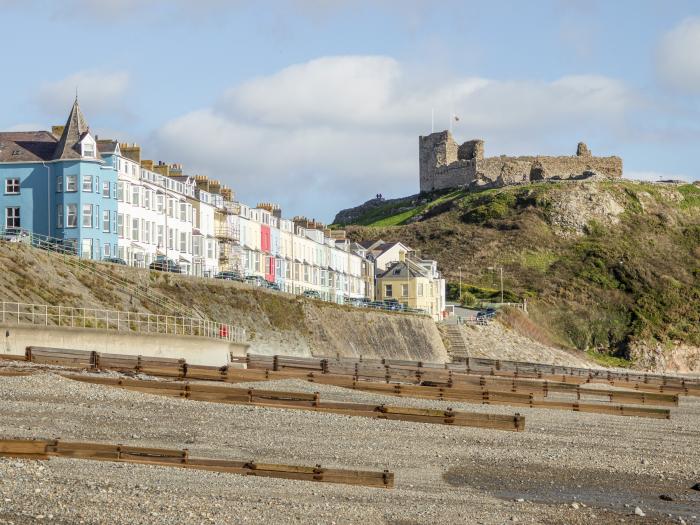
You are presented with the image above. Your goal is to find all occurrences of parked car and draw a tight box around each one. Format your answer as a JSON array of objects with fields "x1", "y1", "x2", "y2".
[
  {"x1": 103, "y1": 257, "x2": 127, "y2": 265},
  {"x1": 476, "y1": 307, "x2": 497, "y2": 321},
  {"x1": 215, "y1": 271, "x2": 244, "y2": 282},
  {"x1": 303, "y1": 290, "x2": 321, "y2": 299},
  {"x1": 266, "y1": 281, "x2": 281, "y2": 291},
  {"x1": 244, "y1": 275, "x2": 267, "y2": 287},
  {"x1": 149, "y1": 256, "x2": 182, "y2": 273},
  {"x1": 382, "y1": 298, "x2": 404, "y2": 311}
]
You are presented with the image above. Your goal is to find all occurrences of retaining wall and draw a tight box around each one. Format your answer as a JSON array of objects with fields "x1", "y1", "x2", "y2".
[{"x1": 0, "y1": 325, "x2": 248, "y2": 366}]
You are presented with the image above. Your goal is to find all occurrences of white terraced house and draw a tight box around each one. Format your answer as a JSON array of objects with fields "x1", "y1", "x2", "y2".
[
  {"x1": 89, "y1": 139, "x2": 443, "y2": 312},
  {"x1": 99, "y1": 142, "x2": 197, "y2": 273}
]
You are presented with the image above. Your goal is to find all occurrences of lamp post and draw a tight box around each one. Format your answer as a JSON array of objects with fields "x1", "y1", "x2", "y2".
[
  {"x1": 458, "y1": 266, "x2": 462, "y2": 304},
  {"x1": 488, "y1": 266, "x2": 504, "y2": 304}
]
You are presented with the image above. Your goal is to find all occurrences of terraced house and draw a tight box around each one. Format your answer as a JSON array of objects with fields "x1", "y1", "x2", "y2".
[
  {"x1": 0, "y1": 98, "x2": 118, "y2": 258},
  {"x1": 0, "y1": 101, "x2": 444, "y2": 314}
]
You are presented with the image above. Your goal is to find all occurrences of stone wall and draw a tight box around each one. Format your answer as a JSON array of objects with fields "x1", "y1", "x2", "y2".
[{"x1": 419, "y1": 130, "x2": 623, "y2": 192}]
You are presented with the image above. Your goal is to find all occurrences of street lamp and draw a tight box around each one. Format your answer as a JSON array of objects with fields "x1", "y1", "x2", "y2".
[
  {"x1": 487, "y1": 266, "x2": 504, "y2": 304},
  {"x1": 458, "y1": 266, "x2": 462, "y2": 304}
]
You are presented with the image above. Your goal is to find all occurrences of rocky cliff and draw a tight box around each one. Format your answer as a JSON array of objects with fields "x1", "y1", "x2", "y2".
[{"x1": 334, "y1": 179, "x2": 700, "y2": 372}]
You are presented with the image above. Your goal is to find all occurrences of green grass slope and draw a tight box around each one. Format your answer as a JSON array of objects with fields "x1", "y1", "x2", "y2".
[{"x1": 339, "y1": 181, "x2": 700, "y2": 358}]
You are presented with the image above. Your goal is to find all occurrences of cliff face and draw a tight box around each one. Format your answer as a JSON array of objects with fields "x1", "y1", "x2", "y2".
[
  {"x1": 0, "y1": 243, "x2": 447, "y2": 362},
  {"x1": 629, "y1": 341, "x2": 700, "y2": 375},
  {"x1": 334, "y1": 180, "x2": 700, "y2": 371}
]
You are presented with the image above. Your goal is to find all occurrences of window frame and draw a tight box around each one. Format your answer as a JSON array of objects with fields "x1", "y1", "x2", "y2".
[
  {"x1": 66, "y1": 204, "x2": 78, "y2": 228},
  {"x1": 82, "y1": 175, "x2": 93, "y2": 193},
  {"x1": 4, "y1": 178, "x2": 20, "y2": 195},
  {"x1": 82, "y1": 204, "x2": 93, "y2": 228},
  {"x1": 66, "y1": 175, "x2": 77, "y2": 192},
  {"x1": 5, "y1": 207, "x2": 20, "y2": 229}
]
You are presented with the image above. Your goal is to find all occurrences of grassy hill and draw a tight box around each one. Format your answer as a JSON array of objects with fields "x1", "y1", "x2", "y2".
[{"x1": 334, "y1": 180, "x2": 700, "y2": 361}]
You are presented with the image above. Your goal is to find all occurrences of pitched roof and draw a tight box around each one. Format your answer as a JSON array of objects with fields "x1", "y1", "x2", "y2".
[
  {"x1": 97, "y1": 139, "x2": 119, "y2": 155},
  {"x1": 52, "y1": 98, "x2": 91, "y2": 160},
  {"x1": 377, "y1": 260, "x2": 428, "y2": 279},
  {"x1": 0, "y1": 131, "x2": 57, "y2": 162}
]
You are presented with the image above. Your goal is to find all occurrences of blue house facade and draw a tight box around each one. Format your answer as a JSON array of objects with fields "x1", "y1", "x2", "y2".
[{"x1": 0, "y1": 99, "x2": 118, "y2": 259}]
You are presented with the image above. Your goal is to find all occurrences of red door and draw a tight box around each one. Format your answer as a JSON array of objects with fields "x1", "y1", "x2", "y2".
[{"x1": 265, "y1": 256, "x2": 275, "y2": 282}]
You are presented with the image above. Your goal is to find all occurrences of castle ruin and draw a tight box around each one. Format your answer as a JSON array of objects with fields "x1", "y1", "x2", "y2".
[{"x1": 419, "y1": 130, "x2": 623, "y2": 193}]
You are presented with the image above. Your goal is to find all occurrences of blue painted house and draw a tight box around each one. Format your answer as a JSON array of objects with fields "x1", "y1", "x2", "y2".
[{"x1": 0, "y1": 99, "x2": 118, "y2": 259}]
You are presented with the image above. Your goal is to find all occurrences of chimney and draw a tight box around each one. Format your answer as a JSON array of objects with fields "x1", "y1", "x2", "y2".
[
  {"x1": 51, "y1": 125, "x2": 65, "y2": 138},
  {"x1": 120, "y1": 143, "x2": 141, "y2": 163},
  {"x1": 153, "y1": 162, "x2": 170, "y2": 177},
  {"x1": 141, "y1": 159, "x2": 154, "y2": 170}
]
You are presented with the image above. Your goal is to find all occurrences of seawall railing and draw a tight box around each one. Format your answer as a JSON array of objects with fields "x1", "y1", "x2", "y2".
[{"x1": 0, "y1": 300, "x2": 245, "y2": 343}]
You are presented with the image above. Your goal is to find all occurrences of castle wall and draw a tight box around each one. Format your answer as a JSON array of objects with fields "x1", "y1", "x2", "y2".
[
  {"x1": 419, "y1": 131, "x2": 460, "y2": 192},
  {"x1": 430, "y1": 160, "x2": 476, "y2": 191},
  {"x1": 419, "y1": 130, "x2": 623, "y2": 193},
  {"x1": 474, "y1": 155, "x2": 623, "y2": 189}
]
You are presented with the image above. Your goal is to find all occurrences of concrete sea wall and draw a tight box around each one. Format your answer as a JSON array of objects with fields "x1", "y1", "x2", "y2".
[{"x1": 0, "y1": 325, "x2": 248, "y2": 366}]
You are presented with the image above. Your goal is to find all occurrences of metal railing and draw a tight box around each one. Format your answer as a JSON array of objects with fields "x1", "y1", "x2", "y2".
[
  {"x1": 0, "y1": 300, "x2": 245, "y2": 343},
  {"x1": 1, "y1": 228, "x2": 434, "y2": 320},
  {"x1": 0, "y1": 227, "x2": 201, "y2": 319}
]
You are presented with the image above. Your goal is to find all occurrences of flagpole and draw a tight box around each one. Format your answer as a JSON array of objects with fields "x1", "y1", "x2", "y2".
[{"x1": 431, "y1": 108, "x2": 434, "y2": 133}]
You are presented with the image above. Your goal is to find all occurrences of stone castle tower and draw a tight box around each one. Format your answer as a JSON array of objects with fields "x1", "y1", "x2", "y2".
[{"x1": 419, "y1": 131, "x2": 623, "y2": 193}]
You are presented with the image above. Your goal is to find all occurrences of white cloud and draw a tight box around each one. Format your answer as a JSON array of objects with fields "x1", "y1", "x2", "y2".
[
  {"x1": 36, "y1": 70, "x2": 131, "y2": 117},
  {"x1": 656, "y1": 17, "x2": 700, "y2": 94},
  {"x1": 152, "y1": 55, "x2": 635, "y2": 221}
]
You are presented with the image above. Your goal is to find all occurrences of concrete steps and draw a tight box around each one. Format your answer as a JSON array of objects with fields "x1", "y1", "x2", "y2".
[{"x1": 445, "y1": 325, "x2": 469, "y2": 359}]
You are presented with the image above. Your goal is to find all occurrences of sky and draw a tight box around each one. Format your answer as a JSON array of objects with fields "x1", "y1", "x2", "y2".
[{"x1": 1, "y1": 0, "x2": 699, "y2": 222}]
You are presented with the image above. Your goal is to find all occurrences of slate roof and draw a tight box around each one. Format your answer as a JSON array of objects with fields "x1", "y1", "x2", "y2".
[
  {"x1": 52, "y1": 99, "x2": 90, "y2": 160},
  {"x1": 358, "y1": 239, "x2": 384, "y2": 250},
  {"x1": 0, "y1": 131, "x2": 58, "y2": 162},
  {"x1": 377, "y1": 260, "x2": 428, "y2": 279},
  {"x1": 97, "y1": 139, "x2": 119, "y2": 155}
]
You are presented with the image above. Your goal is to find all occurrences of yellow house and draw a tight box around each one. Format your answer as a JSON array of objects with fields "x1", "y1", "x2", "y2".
[{"x1": 375, "y1": 254, "x2": 442, "y2": 318}]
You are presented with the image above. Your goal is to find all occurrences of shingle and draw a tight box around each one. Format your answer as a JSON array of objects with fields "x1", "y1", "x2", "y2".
[
  {"x1": 0, "y1": 131, "x2": 57, "y2": 162},
  {"x1": 52, "y1": 98, "x2": 90, "y2": 160}
]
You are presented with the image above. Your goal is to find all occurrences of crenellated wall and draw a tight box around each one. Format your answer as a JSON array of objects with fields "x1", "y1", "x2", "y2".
[{"x1": 419, "y1": 131, "x2": 623, "y2": 192}]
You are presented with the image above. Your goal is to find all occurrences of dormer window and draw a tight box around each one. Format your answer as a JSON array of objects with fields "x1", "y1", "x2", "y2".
[{"x1": 80, "y1": 134, "x2": 96, "y2": 158}]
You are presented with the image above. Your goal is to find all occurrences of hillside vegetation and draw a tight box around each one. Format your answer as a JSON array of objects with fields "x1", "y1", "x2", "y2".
[{"x1": 336, "y1": 180, "x2": 700, "y2": 363}]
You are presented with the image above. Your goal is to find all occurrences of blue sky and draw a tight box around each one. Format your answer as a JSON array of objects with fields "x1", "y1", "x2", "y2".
[{"x1": 1, "y1": 0, "x2": 699, "y2": 221}]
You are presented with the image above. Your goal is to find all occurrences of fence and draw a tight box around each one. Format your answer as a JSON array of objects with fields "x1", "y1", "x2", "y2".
[{"x1": 0, "y1": 301, "x2": 244, "y2": 343}]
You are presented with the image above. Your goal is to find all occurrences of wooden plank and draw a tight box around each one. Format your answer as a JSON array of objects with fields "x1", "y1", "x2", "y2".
[
  {"x1": 64, "y1": 374, "x2": 524, "y2": 431},
  {"x1": 0, "y1": 439, "x2": 393, "y2": 489}
]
